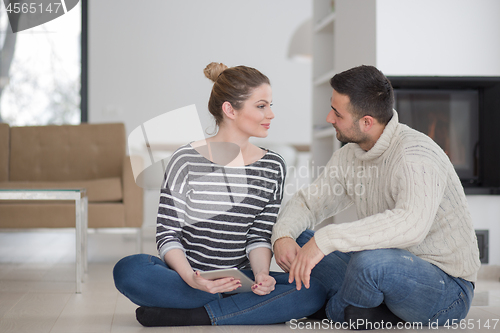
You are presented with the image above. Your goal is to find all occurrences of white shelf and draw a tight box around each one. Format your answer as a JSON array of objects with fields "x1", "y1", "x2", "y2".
[
  {"x1": 311, "y1": 0, "x2": 378, "y2": 226},
  {"x1": 314, "y1": 12, "x2": 335, "y2": 33},
  {"x1": 312, "y1": 0, "x2": 337, "y2": 231},
  {"x1": 314, "y1": 69, "x2": 336, "y2": 86},
  {"x1": 314, "y1": 127, "x2": 335, "y2": 139},
  {"x1": 312, "y1": 0, "x2": 337, "y2": 172}
]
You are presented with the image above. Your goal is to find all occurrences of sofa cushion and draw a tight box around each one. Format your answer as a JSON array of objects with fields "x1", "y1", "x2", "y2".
[
  {"x1": 0, "y1": 123, "x2": 9, "y2": 182},
  {"x1": 9, "y1": 123, "x2": 126, "y2": 181},
  {"x1": 0, "y1": 177, "x2": 122, "y2": 202}
]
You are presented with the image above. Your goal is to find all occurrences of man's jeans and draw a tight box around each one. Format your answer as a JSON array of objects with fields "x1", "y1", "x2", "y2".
[
  {"x1": 297, "y1": 230, "x2": 474, "y2": 325},
  {"x1": 113, "y1": 254, "x2": 326, "y2": 325}
]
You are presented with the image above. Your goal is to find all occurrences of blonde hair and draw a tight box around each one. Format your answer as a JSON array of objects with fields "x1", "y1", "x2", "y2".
[{"x1": 204, "y1": 62, "x2": 270, "y2": 126}]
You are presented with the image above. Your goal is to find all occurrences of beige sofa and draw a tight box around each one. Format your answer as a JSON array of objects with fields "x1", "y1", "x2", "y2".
[{"x1": 0, "y1": 122, "x2": 143, "y2": 237}]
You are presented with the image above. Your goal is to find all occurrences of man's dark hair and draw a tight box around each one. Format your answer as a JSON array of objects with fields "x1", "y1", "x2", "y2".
[{"x1": 330, "y1": 65, "x2": 394, "y2": 125}]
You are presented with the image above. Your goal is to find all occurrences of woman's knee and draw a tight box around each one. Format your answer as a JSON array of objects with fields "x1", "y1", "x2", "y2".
[
  {"x1": 114, "y1": 254, "x2": 149, "y2": 274},
  {"x1": 113, "y1": 254, "x2": 152, "y2": 290},
  {"x1": 296, "y1": 229, "x2": 315, "y2": 247},
  {"x1": 289, "y1": 277, "x2": 327, "y2": 314},
  {"x1": 308, "y1": 277, "x2": 328, "y2": 311}
]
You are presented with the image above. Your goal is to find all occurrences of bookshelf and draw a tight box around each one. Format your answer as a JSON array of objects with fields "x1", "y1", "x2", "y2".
[{"x1": 311, "y1": 0, "x2": 377, "y2": 227}]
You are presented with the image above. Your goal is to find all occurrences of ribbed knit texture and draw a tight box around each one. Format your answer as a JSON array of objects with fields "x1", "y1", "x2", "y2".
[
  {"x1": 271, "y1": 111, "x2": 480, "y2": 282},
  {"x1": 157, "y1": 144, "x2": 286, "y2": 271}
]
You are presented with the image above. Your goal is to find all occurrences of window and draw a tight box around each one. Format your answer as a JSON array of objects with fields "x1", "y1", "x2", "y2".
[{"x1": 0, "y1": 0, "x2": 86, "y2": 125}]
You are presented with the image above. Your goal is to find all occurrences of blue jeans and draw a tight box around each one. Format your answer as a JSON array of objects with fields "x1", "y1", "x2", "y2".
[
  {"x1": 297, "y1": 230, "x2": 474, "y2": 325},
  {"x1": 113, "y1": 254, "x2": 326, "y2": 325}
]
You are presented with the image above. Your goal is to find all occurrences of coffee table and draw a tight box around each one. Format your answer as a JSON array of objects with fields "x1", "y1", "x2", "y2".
[{"x1": 0, "y1": 189, "x2": 88, "y2": 293}]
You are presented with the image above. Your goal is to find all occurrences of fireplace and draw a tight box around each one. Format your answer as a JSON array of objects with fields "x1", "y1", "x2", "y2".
[{"x1": 388, "y1": 76, "x2": 500, "y2": 194}]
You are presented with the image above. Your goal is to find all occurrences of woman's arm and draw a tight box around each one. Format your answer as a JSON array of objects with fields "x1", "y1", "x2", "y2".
[
  {"x1": 164, "y1": 249, "x2": 242, "y2": 294},
  {"x1": 246, "y1": 153, "x2": 286, "y2": 295},
  {"x1": 248, "y1": 247, "x2": 276, "y2": 295}
]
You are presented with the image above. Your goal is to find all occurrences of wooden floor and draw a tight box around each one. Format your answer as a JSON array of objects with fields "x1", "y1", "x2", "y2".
[{"x1": 0, "y1": 230, "x2": 499, "y2": 333}]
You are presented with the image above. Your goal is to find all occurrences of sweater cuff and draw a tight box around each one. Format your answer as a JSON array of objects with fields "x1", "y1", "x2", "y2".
[
  {"x1": 246, "y1": 242, "x2": 272, "y2": 256},
  {"x1": 158, "y1": 242, "x2": 185, "y2": 262},
  {"x1": 271, "y1": 231, "x2": 295, "y2": 248},
  {"x1": 313, "y1": 228, "x2": 336, "y2": 256}
]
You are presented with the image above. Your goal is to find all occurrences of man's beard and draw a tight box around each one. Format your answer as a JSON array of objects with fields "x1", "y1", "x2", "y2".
[
  {"x1": 334, "y1": 123, "x2": 368, "y2": 145},
  {"x1": 335, "y1": 130, "x2": 350, "y2": 144}
]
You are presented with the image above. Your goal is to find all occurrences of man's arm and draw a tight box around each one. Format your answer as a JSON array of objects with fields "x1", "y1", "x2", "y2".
[
  {"x1": 272, "y1": 149, "x2": 352, "y2": 274},
  {"x1": 288, "y1": 161, "x2": 447, "y2": 289},
  {"x1": 313, "y1": 162, "x2": 447, "y2": 255},
  {"x1": 271, "y1": 150, "x2": 353, "y2": 247}
]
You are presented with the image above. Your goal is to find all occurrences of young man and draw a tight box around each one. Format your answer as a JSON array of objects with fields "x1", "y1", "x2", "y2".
[{"x1": 272, "y1": 65, "x2": 480, "y2": 329}]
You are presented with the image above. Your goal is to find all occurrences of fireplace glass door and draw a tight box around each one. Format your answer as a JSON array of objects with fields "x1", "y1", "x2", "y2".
[{"x1": 395, "y1": 89, "x2": 479, "y2": 184}]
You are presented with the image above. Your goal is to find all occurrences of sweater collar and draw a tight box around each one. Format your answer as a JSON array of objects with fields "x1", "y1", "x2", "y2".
[{"x1": 353, "y1": 110, "x2": 399, "y2": 161}]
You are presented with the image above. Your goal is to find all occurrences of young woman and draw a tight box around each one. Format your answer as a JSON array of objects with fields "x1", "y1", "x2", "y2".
[{"x1": 113, "y1": 62, "x2": 326, "y2": 326}]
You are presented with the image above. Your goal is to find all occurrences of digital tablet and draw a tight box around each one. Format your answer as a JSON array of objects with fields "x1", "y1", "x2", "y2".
[{"x1": 199, "y1": 268, "x2": 254, "y2": 293}]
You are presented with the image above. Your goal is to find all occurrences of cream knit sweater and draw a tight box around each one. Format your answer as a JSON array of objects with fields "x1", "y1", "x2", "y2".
[{"x1": 272, "y1": 111, "x2": 480, "y2": 282}]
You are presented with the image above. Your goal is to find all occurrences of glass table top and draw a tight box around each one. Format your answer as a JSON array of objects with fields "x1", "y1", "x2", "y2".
[{"x1": 0, "y1": 188, "x2": 86, "y2": 200}]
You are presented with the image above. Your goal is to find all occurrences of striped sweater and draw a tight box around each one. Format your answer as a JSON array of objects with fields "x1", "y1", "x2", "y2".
[{"x1": 157, "y1": 144, "x2": 286, "y2": 271}]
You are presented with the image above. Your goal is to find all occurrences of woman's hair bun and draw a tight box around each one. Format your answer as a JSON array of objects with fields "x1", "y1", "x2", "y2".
[{"x1": 204, "y1": 62, "x2": 228, "y2": 83}]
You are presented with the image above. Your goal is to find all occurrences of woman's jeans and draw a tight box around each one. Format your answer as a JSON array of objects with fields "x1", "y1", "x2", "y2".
[
  {"x1": 296, "y1": 230, "x2": 475, "y2": 326},
  {"x1": 113, "y1": 254, "x2": 326, "y2": 325}
]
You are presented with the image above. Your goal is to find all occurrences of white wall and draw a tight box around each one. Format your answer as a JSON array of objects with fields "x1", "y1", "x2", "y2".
[
  {"x1": 89, "y1": 1, "x2": 500, "y2": 264},
  {"x1": 376, "y1": 0, "x2": 500, "y2": 76},
  {"x1": 89, "y1": 0, "x2": 313, "y2": 230},
  {"x1": 467, "y1": 196, "x2": 500, "y2": 266},
  {"x1": 376, "y1": 0, "x2": 500, "y2": 264},
  {"x1": 89, "y1": 0, "x2": 312, "y2": 145}
]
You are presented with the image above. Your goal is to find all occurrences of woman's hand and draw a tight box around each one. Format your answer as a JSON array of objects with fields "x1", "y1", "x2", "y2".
[
  {"x1": 251, "y1": 272, "x2": 276, "y2": 295},
  {"x1": 248, "y1": 247, "x2": 275, "y2": 295},
  {"x1": 188, "y1": 271, "x2": 243, "y2": 294},
  {"x1": 164, "y1": 249, "x2": 241, "y2": 294}
]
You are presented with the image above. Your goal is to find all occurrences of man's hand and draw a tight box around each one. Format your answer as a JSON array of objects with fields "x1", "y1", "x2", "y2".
[
  {"x1": 273, "y1": 237, "x2": 301, "y2": 272},
  {"x1": 288, "y1": 237, "x2": 324, "y2": 290}
]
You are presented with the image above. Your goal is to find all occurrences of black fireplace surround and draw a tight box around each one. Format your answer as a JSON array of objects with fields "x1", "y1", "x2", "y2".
[{"x1": 388, "y1": 76, "x2": 500, "y2": 194}]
